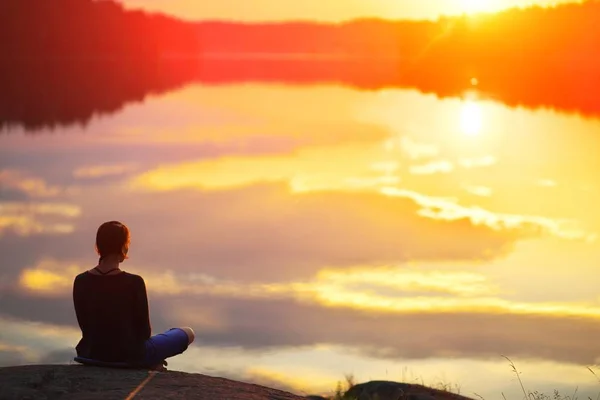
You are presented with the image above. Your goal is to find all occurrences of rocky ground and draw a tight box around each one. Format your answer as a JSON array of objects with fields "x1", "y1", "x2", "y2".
[
  {"x1": 0, "y1": 365, "x2": 306, "y2": 400},
  {"x1": 0, "y1": 365, "x2": 477, "y2": 400}
]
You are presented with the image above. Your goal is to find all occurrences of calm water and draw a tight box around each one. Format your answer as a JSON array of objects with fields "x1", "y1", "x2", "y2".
[{"x1": 1, "y1": 68, "x2": 600, "y2": 398}]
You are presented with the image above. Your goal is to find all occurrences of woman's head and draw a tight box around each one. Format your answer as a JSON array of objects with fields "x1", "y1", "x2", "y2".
[{"x1": 95, "y1": 221, "x2": 130, "y2": 262}]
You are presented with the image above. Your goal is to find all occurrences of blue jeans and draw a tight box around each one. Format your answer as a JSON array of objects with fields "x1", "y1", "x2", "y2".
[{"x1": 143, "y1": 328, "x2": 190, "y2": 366}]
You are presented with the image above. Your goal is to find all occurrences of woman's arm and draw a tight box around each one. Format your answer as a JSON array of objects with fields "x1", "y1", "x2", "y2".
[
  {"x1": 73, "y1": 275, "x2": 86, "y2": 332},
  {"x1": 133, "y1": 276, "x2": 152, "y2": 340}
]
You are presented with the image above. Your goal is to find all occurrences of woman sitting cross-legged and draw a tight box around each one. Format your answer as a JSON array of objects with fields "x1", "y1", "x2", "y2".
[{"x1": 73, "y1": 220, "x2": 194, "y2": 370}]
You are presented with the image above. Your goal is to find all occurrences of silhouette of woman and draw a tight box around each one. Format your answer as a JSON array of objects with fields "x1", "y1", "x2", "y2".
[{"x1": 73, "y1": 221, "x2": 194, "y2": 369}]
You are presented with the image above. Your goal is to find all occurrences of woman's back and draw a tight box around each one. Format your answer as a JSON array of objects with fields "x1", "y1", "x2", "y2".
[
  {"x1": 73, "y1": 220, "x2": 193, "y2": 369},
  {"x1": 73, "y1": 270, "x2": 151, "y2": 363}
]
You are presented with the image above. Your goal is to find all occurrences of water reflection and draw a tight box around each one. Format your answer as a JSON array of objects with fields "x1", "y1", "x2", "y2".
[
  {"x1": 4, "y1": 53, "x2": 600, "y2": 133},
  {"x1": 460, "y1": 101, "x2": 483, "y2": 136},
  {"x1": 2, "y1": 83, "x2": 600, "y2": 390},
  {"x1": 3, "y1": 0, "x2": 600, "y2": 133}
]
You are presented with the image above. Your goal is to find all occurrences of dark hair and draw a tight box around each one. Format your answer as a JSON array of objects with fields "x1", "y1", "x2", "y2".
[{"x1": 96, "y1": 221, "x2": 130, "y2": 261}]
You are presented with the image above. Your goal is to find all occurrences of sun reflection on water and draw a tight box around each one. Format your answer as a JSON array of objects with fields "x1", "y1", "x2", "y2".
[{"x1": 460, "y1": 100, "x2": 484, "y2": 136}]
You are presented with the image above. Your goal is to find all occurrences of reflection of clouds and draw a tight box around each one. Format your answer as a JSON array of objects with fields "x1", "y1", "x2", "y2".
[
  {"x1": 3, "y1": 265, "x2": 600, "y2": 366},
  {"x1": 0, "y1": 349, "x2": 28, "y2": 367},
  {"x1": 388, "y1": 136, "x2": 439, "y2": 159},
  {"x1": 241, "y1": 367, "x2": 326, "y2": 394},
  {"x1": 166, "y1": 295, "x2": 600, "y2": 366},
  {"x1": 0, "y1": 317, "x2": 78, "y2": 365},
  {"x1": 73, "y1": 163, "x2": 138, "y2": 179},
  {"x1": 0, "y1": 169, "x2": 61, "y2": 197},
  {"x1": 458, "y1": 156, "x2": 497, "y2": 169},
  {"x1": 15, "y1": 261, "x2": 600, "y2": 321},
  {"x1": 537, "y1": 179, "x2": 558, "y2": 187},
  {"x1": 380, "y1": 187, "x2": 592, "y2": 241},
  {"x1": 463, "y1": 185, "x2": 493, "y2": 197},
  {"x1": 460, "y1": 100, "x2": 483, "y2": 137},
  {"x1": 0, "y1": 342, "x2": 32, "y2": 366},
  {"x1": 0, "y1": 202, "x2": 80, "y2": 236},
  {"x1": 130, "y1": 143, "x2": 387, "y2": 193},
  {"x1": 18, "y1": 259, "x2": 81, "y2": 296},
  {"x1": 39, "y1": 348, "x2": 76, "y2": 364},
  {"x1": 94, "y1": 183, "x2": 529, "y2": 280},
  {"x1": 409, "y1": 160, "x2": 454, "y2": 175}
]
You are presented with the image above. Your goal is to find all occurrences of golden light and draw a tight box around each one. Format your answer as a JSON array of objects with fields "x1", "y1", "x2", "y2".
[
  {"x1": 460, "y1": 100, "x2": 483, "y2": 136},
  {"x1": 19, "y1": 269, "x2": 71, "y2": 294},
  {"x1": 459, "y1": 0, "x2": 502, "y2": 14}
]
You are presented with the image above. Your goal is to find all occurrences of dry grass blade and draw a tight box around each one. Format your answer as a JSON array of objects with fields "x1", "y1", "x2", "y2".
[
  {"x1": 587, "y1": 367, "x2": 600, "y2": 384},
  {"x1": 503, "y1": 355, "x2": 529, "y2": 400}
]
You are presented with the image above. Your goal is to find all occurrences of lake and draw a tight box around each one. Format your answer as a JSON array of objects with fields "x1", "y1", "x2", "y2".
[{"x1": 1, "y1": 59, "x2": 599, "y2": 399}]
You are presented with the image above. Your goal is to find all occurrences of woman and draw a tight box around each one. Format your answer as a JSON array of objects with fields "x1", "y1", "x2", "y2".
[{"x1": 73, "y1": 221, "x2": 194, "y2": 369}]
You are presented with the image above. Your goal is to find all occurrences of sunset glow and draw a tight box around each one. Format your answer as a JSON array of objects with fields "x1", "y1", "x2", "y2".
[
  {"x1": 458, "y1": 0, "x2": 503, "y2": 13},
  {"x1": 119, "y1": 0, "x2": 582, "y2": 21}
]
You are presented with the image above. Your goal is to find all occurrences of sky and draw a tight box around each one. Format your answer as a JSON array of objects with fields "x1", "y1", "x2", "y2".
[{"x1": 118, "y1": 0, "x2": 581, "y2": 21}]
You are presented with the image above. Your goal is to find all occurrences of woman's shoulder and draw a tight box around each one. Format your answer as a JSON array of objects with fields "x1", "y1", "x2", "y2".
[
  {"x1": 74, "y1": 270, "x2": 143, "y2": 281},
  {"x1": 74, "y1": 271, "x2": 91, "y2": 281},
  {"x1": 122, "y1": 272, "x2": 146, "y2": 284}
]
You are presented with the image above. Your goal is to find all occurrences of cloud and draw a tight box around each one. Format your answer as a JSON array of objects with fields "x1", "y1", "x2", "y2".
[
  {"x1": 463, "y1": 185, "x2": 493, "y2": 197},
  {"x1": 2, "y1": 180, "x2": 584, "y2": 286},
  {"x1": 394, "y1": 136, "x2": 440, "y2": 160},
  {"x1": 0, "y1": 291, "x2": 79, "y2": 328},
  {"x1": 458, "y1": 156, "x2": 497, "y2": 169},
  {"x1": 12, "y1": 260, "x2": 502, "y2": 300},
  {"x1": 409, "y1": 160, "x2": 454, "y2": 175},
  {"x1": 113, "y1": 183, "x2": 532, "y2": 280},
  {"x1": 5, "y1": 259, "x2": 600, "y2": 367},
  {"x1": 0, "y1": 202, "x2": 81, "y2": 237},
  {"x1": 39, "y1": 348, "x2": 76, "y2": 364},
  {"x1": 0, "y1": 342, "x2": 31, "y2": 367},
  {"x1": 11, "y1": 260, "x2": 600, "y2": 321},
  {"x1": 380, "y1": 187, "x2": 591, "y2": 241},
  {"x1": 72, "y1": 164, "x2": 139, "y2": 179},
  {"x1": 3, "y1": 260, "x2": 600, "y2": 368},
  {"x1": 0, "y1": 317, "x2": 80, "y2": 370},
  {"x1": 157, "y1": 294, "x2": 600, "y2": 366},
  {"x1": 0, "y1": 169, "x2": 62, "y2": 198},
  {"x1": 18, "y1": 260, "x2": 81, "y2": 296},
  {"x1": 203, "y1": 367, "x2": 307, "y2": 395},
  {"x1": 0, "y1": 349, "x2": 27, "y2": 367},
  {"x1": 129, "y1": 145, "x2": 389, "y2": 193},
  {"x1": 537, "y1": 179, "x2": 558, "y2": 187}
]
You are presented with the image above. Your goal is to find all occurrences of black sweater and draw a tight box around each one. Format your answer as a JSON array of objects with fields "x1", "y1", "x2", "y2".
[{"x1": 73, "y1": 271, "x2": 151, "y2": 363}]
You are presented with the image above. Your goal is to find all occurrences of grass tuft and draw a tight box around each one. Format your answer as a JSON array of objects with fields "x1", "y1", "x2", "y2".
[{"x1": 328, "y1": 360, "x2": 600, "y2": 400}]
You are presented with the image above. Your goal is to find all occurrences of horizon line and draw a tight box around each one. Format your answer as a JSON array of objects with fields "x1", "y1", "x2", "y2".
[{"x1": 117, "y1": 0, "x2": 588, "y2": 26}]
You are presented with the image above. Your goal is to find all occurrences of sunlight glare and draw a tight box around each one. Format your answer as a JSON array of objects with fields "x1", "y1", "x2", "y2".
[
  {"x1": 459, "y1": 0, "x2": 501, "y2": 13},
  {"x1": 460, "y1": 100, "x2": 483, "y2": 136}
]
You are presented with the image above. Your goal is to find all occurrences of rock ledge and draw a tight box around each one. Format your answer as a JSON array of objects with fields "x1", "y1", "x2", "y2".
[{"x1": 0, "y1": 365, "x2": 306, "y2": 400}]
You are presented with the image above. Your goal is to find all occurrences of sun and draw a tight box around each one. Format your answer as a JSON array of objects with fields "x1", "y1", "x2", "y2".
[{"x1": 460, "y1": 100, "x2": 483, "y2": 136}]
